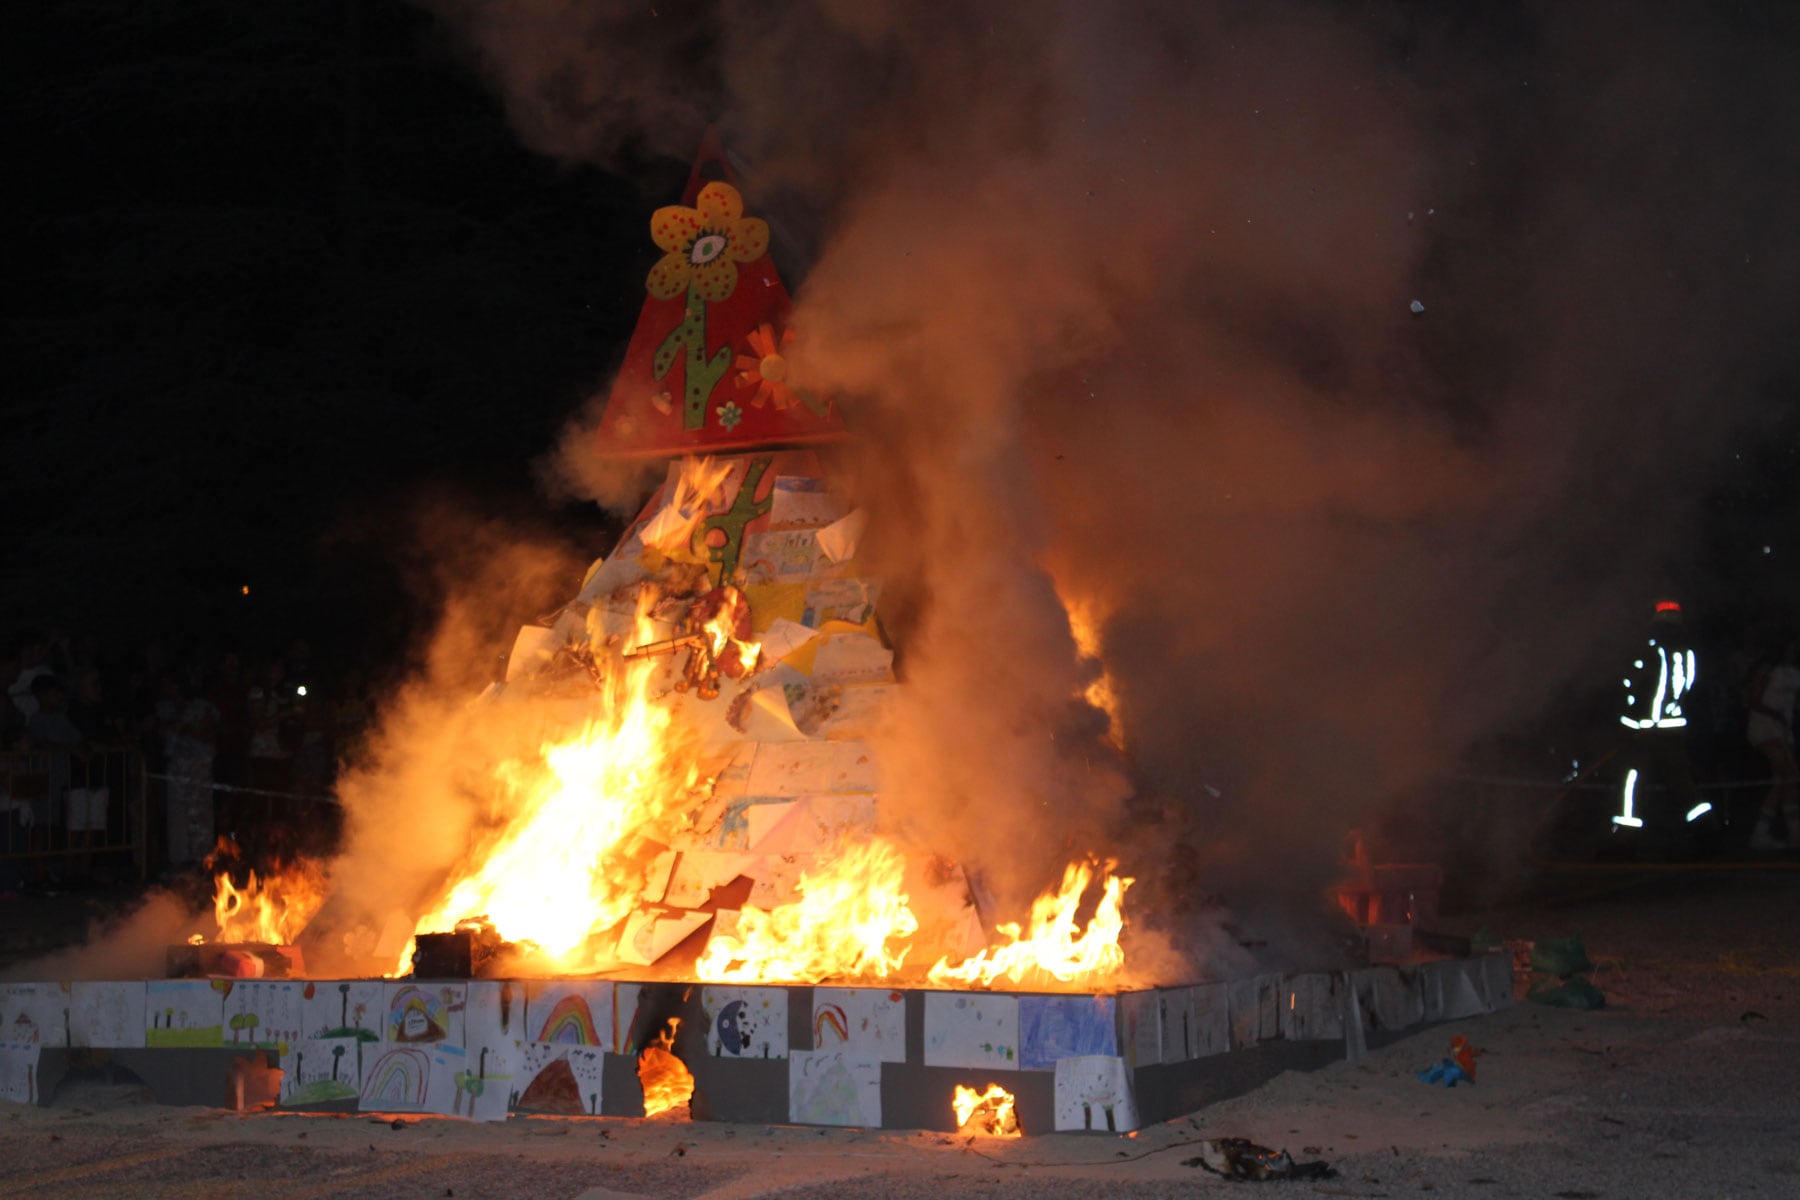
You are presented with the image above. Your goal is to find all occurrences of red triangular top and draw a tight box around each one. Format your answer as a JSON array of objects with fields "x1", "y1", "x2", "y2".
[{"x1": 594, "y1": 137, "x2": 846, "y2": 459}]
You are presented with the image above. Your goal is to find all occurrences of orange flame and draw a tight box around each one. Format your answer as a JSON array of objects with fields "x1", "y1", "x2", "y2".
[
  {"x1": 638, "y1": 1018, "x2": 694, "y2": 1118},
  {"x1": 409, "y1": 596, "x2": 703, "y2": 972},
  {"x1": 640, "y1": 457, "x2": 733, "y2": 555},
  {"x1": 696, "y1": 838, "x2": 920, "y2": 984},
  {"x1": 928, "y1": 860, "x2": 1131, "y2": 989},
  {"x1": 210, "y1": 858, "x2": 326, "y2": 945},
  {"x1": 953, "y1": 1083, "x2": 1020, "y2": 1136},
  {"x1": 1062, "y1": 594, "x2": 1123, "y2": 748},
  {"x1": 203, "y1": 837, "x2": 325, "y2": 946}
]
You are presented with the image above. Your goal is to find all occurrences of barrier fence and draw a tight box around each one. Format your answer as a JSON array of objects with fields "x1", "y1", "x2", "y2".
[{"x1": 0, "y1": 745, "x2": 148, "y2": 881}]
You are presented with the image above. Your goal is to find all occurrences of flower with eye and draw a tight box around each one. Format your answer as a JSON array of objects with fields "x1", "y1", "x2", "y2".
[{"x1": 646, "y1": 182, "x2": 771, "y2": 303}]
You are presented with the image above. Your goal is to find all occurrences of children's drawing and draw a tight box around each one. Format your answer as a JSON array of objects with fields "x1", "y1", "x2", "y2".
[
  {"x1": 70, "y1": 982, "x2": 146, "y2": 1049},
  {"x1": 1119, "y1": 991, "x2": 1161, "y2": 1068},
  {"x1": 702, "y1": 986, "x2": 788, "y2": 1059},
  {"x1": 145, "y1": 980, "x2": 224, "y2": 1048},
  {"x1": 359, "y1": 1045, "x2": 432, "y2": 1112},
  {"x1": 810, "y1": 988, "x2": 905, "y2": 1062},
  {"x1": 0, "y1": 982, "x2": 70, "y2": 1049},
  {"x1": 384, "y1": 982, "x2": 465, "y2": 1045},
  {"x1": 222, "y1": 981, "x2": 302, "y2": 1052},
  {"x1": 514, "y1": 1042, "x2": 604, "y2": 1115},
  {"x1": 302, "y1": 980, "x2": 382, "y2": 1042},
  {"x1": 1158, "y1": 984, "x2": 1228, "y2": 1063},
  {"x1": 922, "y1": 993, "x2": 1017, "y2": 1069},
  {"x1": 286, "y1": 1036, "x2": 362, "y2": 1105},
  {"x1": 1053, "y1": 1055, "x2": 1138, "y2": 1133},
  {"x1": 523, "y1": 981, "x2": 637, "y2": 1052},
  {"x1": 0, "y1": 1046, "x2": 40, "y2": 1104},
  {"x1": 788, "y1": 1049, "x2": 881, "y2": 1127},
  {"x1": 1018, "y1": 995, "x2": 1117, "y2": 1069}
]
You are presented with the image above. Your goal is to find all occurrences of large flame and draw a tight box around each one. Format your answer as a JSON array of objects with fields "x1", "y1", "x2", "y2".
[
  {"x1": 638, "y1": 1018, "x2": 694, "y2": 1118},
  {"x1": 696, "y1": 838, "x2": 920, "y2": 983},
  {"x1": 408, "y1": 600, "x2": 702, "y2": 972},
  {"x1": 928, "y1": 860, "x2": 1131, "y2": 989},
  {"x1": 206, "y1": 840, "x2": 326, "y2": 945}
]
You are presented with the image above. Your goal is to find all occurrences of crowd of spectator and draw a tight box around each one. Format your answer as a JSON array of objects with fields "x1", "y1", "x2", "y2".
[{"x1": 3, "y1": 626, "x2": 370, "y2": 883}]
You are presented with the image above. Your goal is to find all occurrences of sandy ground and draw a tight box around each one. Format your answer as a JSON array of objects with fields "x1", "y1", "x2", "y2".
[{"x1": 2, "y1": 863, "x2": 1796, "y2": 1200}]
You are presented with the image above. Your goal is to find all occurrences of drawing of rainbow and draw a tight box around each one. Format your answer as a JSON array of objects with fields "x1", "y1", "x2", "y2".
[
  {"x1": 534, "y1": 993, "x2": 600, "y2": 1045},
  {"x1": 814, "y1": 1004, "x2": 849, "y2": 1046},
  {"x1": 360, "y1": 1047, "x2": 430, "y2": 1107},
  {"x1": 386, "y1": 985, "x2": 446, "y2": 1042}
]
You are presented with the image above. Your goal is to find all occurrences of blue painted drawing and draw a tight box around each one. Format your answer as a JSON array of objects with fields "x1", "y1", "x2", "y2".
[{"x1": 1019, "y1": 995, "x2": 1118, "y2": 1069}]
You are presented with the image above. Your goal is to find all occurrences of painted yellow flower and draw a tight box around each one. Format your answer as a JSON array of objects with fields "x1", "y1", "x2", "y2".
[{"x1": 646, "y1": 181, "x2": 771, "y2": 303}]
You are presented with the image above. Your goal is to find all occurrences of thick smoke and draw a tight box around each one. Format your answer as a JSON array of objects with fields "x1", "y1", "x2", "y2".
[
  {"x1": 314, "y1": 500, "x2": 593, "y2": 970},
  {"x1": 413, "y1": 1, "x2": 1800, "y2": 948}
]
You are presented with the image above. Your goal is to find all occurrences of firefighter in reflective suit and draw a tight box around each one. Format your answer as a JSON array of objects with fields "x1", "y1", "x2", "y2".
[{"x1": 1612, "y1": 600, "x2": 1709, "y2": 853}]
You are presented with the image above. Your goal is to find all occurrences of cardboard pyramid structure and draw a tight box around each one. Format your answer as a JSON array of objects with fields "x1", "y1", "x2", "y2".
[{"x1": 486, "y1": 149, "x2": 986, "y2": 976}]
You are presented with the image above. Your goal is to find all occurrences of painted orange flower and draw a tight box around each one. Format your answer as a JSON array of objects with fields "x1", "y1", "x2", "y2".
[
  {"x1": 734, "y1": 322, "x2": 799, "y2": 410},
  {"x1": 646, "y1": 181, "x2": 771, "y2": 303}
]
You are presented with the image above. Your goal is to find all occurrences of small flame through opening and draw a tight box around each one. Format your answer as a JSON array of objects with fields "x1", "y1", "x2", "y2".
[
  {"x1": 638, "y1": 1018, "x2": 695, "y2": 1118},
  {"x1": 953, "y1": 1083, "x2": 1020, "y2": 1137}
]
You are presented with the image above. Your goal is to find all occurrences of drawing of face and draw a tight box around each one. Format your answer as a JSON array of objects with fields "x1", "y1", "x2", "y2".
[{"x1": 716, "y1": 1000, "x2": 751, "y2": 1055}]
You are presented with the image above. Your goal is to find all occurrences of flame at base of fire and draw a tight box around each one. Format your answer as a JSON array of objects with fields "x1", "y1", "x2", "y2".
[
  {"x1": 638, "y1": 1018, "x2": 695, "y2": 1118},
  {"x1": 696, "y1": 838, "x2": 919, "y2": 984},
  {"x1": 953, "y1": 1083, "x2": 1020, "y2": 1137},
  {"x1": 928, "y1": 860, "x2": 1131, "y2": 990},
  {"x1": 206, "y1": 839, "x2": 326, "y2": 946}
]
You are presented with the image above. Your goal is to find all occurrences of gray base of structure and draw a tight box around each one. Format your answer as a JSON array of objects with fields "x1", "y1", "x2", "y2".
[{"x1": 9, "y1": 954, "x2": 1512, "y2": 1133}]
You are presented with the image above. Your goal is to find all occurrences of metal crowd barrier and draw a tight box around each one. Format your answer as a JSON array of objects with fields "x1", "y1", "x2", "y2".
[{"x1": 0, "y1": 744, "x2": 148, "y2": 880}]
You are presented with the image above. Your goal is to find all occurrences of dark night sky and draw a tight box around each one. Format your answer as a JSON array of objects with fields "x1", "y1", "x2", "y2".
[
  {"x1": 7, "y1": 0, "x2": 687, "y2": 667},
  {"x1": 6, "y1": 0, "x2": 1800, "y2": 698}
]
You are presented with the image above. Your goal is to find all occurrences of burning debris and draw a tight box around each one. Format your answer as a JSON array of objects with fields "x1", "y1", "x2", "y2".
[
  {"x1": 637, "y1": 1018, "x2": 694, "y2": 1118},
  {"x1": 953, "y1": 1083, "x2": 1021, "y2": 1137},
  {"x1": 205, "y1": 837, "x2": 326, "y2": 948}
]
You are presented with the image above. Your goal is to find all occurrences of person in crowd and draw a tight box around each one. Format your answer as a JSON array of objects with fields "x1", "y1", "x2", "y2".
[
  {"x1": 158, "y1": 675, "x2": 219, "y2": 868},
  {"x1": 0, "y1": 649, "x2": 25, "y2": 748},
  {"x1": 7, "y1": 630, "x2": 54, "y2": 719},
  {"x1": 25, "y1": 675, "x2": 81, "y2": 748},
  {"x1": 1747, "y1": 639, "x2": 1800, "y2": 850},
  {"x1": 66, "y1": 669, "x2": 121, "y2": 743}
]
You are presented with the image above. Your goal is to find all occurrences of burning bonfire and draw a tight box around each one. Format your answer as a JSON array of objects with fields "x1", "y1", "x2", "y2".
[{"x1": 195, "y1": 176, "x2": 1137, "y2": 995}]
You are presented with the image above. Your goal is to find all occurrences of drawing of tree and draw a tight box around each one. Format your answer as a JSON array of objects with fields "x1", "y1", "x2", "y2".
[
  {"x1": 331, "y1": 1044, "x2": 344, "y2": 1081},
  {"x1": 228, "y1": 1013, "x2": 249, "y2": 1043},
  {"x1": 339, "y1": 983, "x2": 350, "y2": 1027}
]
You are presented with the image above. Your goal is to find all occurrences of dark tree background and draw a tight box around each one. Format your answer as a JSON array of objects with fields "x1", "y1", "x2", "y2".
[{"x1": 5, "y1": 0, "x2": 687, "y2": 670}]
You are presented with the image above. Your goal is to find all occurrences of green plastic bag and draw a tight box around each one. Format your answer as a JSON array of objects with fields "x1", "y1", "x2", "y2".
[
  {"x1": 1527, "y1": 974, "x2": 1605, "y2": 1010},
  {"x1": 1529, "y1": 936, "x2": 1593, "y2": 977}
]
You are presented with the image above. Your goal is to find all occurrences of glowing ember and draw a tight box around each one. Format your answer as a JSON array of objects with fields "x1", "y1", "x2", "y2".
[
  {"x1": 953, "y1": 1083, "x2": 1020, "y2": 1136},
  {"x1": 696, "y1": 838, "x2": 920, "y2": 984},
  {"x1": 207, "y1": 841, "x2": 326, "y2": 945},
  {"x1": 928, "y1": 860, "x2": 1131, "y2": 989},
  {"x1": 638, "y1": 1018, "x2": 694, "y2": 1118}
]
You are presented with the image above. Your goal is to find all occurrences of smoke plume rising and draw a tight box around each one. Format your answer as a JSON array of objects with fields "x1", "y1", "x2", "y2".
[{"x1": 401, "y1": 1, "x2": 1800, "y2": 951}]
